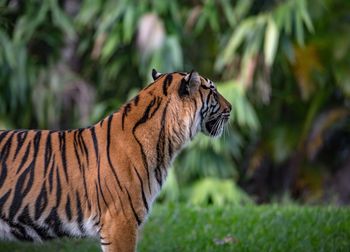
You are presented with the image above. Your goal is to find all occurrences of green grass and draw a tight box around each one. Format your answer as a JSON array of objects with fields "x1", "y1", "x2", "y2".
[{"x1": 0, "y1": 204, "x2": 349, "y2": 251}]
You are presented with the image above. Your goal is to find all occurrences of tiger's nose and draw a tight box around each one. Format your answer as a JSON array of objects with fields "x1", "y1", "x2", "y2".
[
  {"x1": 223, "y1": 106, "x2": 231, "y2": 114},
  {"x1": 224, "y1": 103, "x2": 232, "y2": 113}
]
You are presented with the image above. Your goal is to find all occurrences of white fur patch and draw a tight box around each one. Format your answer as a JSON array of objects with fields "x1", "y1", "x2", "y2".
[
  {"x1": 62, "y1": 221, "x2": 83, "y2": 237},
  {"x1": 83, "y1": 216, "x2": 99, "y2": 237},
  {"x1": 0, "y1": 219, "x2": 14, "y2": 240}
]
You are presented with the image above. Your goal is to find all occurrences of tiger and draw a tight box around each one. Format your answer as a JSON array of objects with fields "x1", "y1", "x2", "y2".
[{"x1": 0, "y1": 69, "x2": 231, "y2": 251}]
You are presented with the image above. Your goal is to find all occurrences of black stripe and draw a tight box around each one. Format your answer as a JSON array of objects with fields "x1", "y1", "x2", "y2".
[
  {"x1": 75, "y1": 191, "x2": 84, "y2": 233},
  {"x1": 13, "y1": 131, "x2": 28, "y2": 160},
  {"x1": 106, "y1": 115, "x2": 123, "y2": 190},
  {"x1": 134, "y1": 96, "x2": 162, "y2": 128},
  {"x1": 0, "y1": 189, "x2": 11, "y2": 210},
  {"x1": 0, "y1": 131, "x2": 9, "y2": 145},
  {"x1": 0, "y1": 161, "x2": 7, "y2": 188},
  {"x1": 168, "y1": 138, "x2": 174, "y2": 159},
  {"x1": 133, "y1": 97, "x2": 156, "y2": 129},
  {"x1": 125, "y1": 188, "x2": 141, "y2": 226},
  {"x1": 81, "y1": 162, "x2": 91, "y2": 211},
  {"x1": 95, "y1": 182, "x2": 102, "y2": 217},
  {"x1": 55, "y1": 166, "x2": 62, "y2": 207},
  {"x1": 133, "y1": 95, "x2": 139, "y2": 106},
  {"x1": 90, "y1": 127, "x2": 99, "y2": 160},
  {"x1": 34, "y1": 182, "x2": 48, "y2": 220},
  {"x1": 201, "y1": 84, "x2": 210, "y2": 90},
  {"x1": 162, "y1": 74, "x2": 173, "y2": 96},
  {"x1": 16, "y1": 142, "x2": 31, "y2": 174},
  {"x1": 133, "y1": 138, "x2": 151, "y2": 192},
  {"x1": 45, "y1": 208, "x2": 68, "y2": 237},
  {"x1": 155, "y1": 102, "x2": 169, "y2": 187},
  {"x1": 78, "y1": 129, "x2": 89, "y2": 166},
  {"x1": 189, "y1": 113, "x2": 194, "y2": 139},
  {"x1": 179, "y1": 78, "x2": 190, "y2": 97},
  {"x1": 65, "y1": 195, "x2": 72, "y2": 221},
  {"x1": 91, "y1": 127, "x2": 109, "y2": 209},
  {"x1": 44, "y1": 132, "x2": 52, "y2": 176},
  {"x1": 59, "y1": 132, "x2": 69, "y2": 182},
  {"x1": 150, "y1": 97, "x2": 162, "y2": 118},
  {"x1": 122, "y1": 103, "x2": 131, "y2": 131},
  {"x1": 132, "y1": 165, "x2": 149, "y2": 212},
  {"x1": 33, "y1": 131, "x2": 42, "y2": 156},
  {"x1": 199, "y1": 89, "x2": 207, "y2": 121},
  {"x1": 0, "y1": 130, "x2": 15, "y2": 161},
  {"x1": 73, "y1": 131, "x2": 82, "y2": 173},
  {"x1": 97, "y1": 169, "x2": 109, "y2": 210}
]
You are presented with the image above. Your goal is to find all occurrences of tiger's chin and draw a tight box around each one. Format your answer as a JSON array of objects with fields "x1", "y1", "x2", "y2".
[{"x1": 202, "y1": 114, "x2": 230, "y2": 138}]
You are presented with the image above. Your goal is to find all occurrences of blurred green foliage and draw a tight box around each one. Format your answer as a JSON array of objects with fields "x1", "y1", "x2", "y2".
[{"x1": 0, "y1": 0, "x2": 349, "y2": 205}]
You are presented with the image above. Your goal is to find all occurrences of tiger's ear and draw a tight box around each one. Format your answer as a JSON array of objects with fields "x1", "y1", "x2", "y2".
[
  {"x1": 152, "y1": 69, "x2": 162, "y2": 80},
  {"x1": 184, "y1": 70, "x2": 201, "y2": 95}
]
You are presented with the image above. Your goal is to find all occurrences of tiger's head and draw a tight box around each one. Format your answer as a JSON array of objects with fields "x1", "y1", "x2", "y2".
[{"x1": 151, "y1": 69, "x2": 232, "y2": 138}]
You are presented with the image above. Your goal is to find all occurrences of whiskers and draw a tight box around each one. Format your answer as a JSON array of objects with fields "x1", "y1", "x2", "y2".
[
  {"x1": 208, "y1": 118, "x2": 221, "y2": 137},
  {"x1": 205, "y1": 111, "x2": 232, "y2": 138},
  {"x1": 215, "y1": 113, "x2": 232, "y2": 139},
  {"x1": 209, "y1": 116, "x2": 226, "y2": 138},
  {"x1": 222, "y1": 116, "x2": 232, "y2": 140}
]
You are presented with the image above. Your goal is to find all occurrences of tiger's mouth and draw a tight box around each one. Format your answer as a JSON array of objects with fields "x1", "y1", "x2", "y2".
[{"x1": 204, "y1": 112, "x2": 230, "y2": 137}]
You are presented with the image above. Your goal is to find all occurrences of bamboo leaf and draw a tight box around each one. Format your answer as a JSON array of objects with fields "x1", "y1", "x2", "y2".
[
  {"x1": 264, "y1": 17, "x2": 279, "y2": 66},
  {"x1": 295, "y1": 5, "x2": 305, "y2": 45},
  {"x1": 101, "y1": 32, "x2": 120, "y2": 63},
  {"x1": 299, "y1": 0, "x2": 314, "y2": 32},
  {"x1": 98, "y1": 2, "x2": 125, "y2": 34},
  {"x1": 76, "y1": 0, "x2": 102, "y2": 25},
  {"x1": 235, "y1": 0, "x2": 253, "y2": 21},
  {"x1": 123, "y1": 6, "x2": 135, "y2": 43},
  {"x1": 220, "y1": 0, "x2": 237, "y2": 27},
  {"x1": 0, "y1": 32, "x2": 15, "y2": 68},
  {"x1": 49, "y1": 0, "x2": 75, "y2": 38},
  {"x1": 216, "y1": 19, "x2": 253, "y2": 69}
]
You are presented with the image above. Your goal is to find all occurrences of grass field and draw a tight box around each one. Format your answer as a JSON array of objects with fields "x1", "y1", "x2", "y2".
[{"x1": 0, "y1": 204, "x2": 349, "y2": 251}]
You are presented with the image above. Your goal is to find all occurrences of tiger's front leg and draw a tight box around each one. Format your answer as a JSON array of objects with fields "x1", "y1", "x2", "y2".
[{"x1": 99, "y1": 213, "x2": 138, "y2": 252}]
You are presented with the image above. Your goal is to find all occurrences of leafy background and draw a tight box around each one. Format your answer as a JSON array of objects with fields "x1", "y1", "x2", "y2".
[{"x1": 0, "y1": 0, "x2": 349, "y2": 206}]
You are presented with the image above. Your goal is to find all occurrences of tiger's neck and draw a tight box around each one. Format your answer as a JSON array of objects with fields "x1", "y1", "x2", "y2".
[{"x1": 112, "y1": 95, "x2": 198, "y2": 192}]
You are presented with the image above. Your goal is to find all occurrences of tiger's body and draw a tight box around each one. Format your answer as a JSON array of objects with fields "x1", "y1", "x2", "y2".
[{"x1": 0, "y1": 70, "x2": 231, "y2": 251}]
